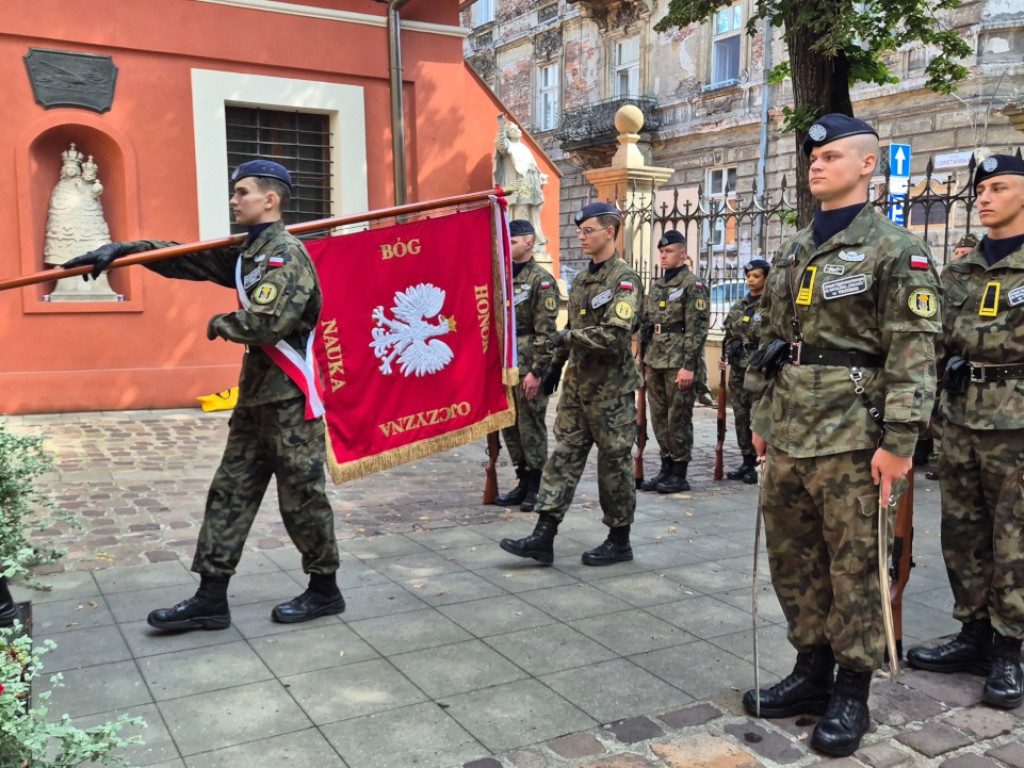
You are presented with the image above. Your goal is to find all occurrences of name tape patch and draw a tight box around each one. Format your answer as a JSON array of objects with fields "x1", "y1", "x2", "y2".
[
  {"x1": 591, "y1": 289, "x2": 613, "y2": 309},
  {"x1": 821, "y1": 274, "x2": 869, "y2": 301}
]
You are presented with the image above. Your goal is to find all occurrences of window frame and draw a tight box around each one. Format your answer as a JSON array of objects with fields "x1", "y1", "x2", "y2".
[
  {"x1": 536, "y1": 63, "x2": 560, "y2": 132},
  {"x1": 708, "y1": 2, "x2": 743, "y2": 90},
  {"x1": 472, "y1": 0, "x2": 496, "y2": 27},
  {"x1": 611, "y1": 35, "x2": 641, "y2": 99}
]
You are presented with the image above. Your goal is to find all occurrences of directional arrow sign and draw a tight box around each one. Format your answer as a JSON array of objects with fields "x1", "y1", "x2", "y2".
[
  {"x1": 888, "y1": 193, "x2": 906, "y2": 226},
  {"x1": 889, "y1": 144, "x2": 911, "y2": 178}
]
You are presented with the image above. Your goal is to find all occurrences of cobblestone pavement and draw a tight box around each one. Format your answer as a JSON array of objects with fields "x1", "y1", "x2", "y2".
[{"x1": 5, "y1": 406, "x2": 1024, "y2": 768}]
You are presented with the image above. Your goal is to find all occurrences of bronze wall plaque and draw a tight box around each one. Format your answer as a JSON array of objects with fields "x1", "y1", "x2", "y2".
[{"x1": 24, "y1": 48, "x2": 118, "y2": 113}]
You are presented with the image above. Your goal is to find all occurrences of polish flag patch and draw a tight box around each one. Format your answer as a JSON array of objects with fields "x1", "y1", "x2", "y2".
[
  {"x1": 909, "y1": 254, "x2": 930, "y2": 270},
  {"x1": 620, "y1": 281, "x2": 634, "y2": 290},
  {"x1": 268, "y1": 255, "x2": 285, "y2": 268},
  {"x1": 540, "y1": 281, "x2": 552, "y2": 289}
]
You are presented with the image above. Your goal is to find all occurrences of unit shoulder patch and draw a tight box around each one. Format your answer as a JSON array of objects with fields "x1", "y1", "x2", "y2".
[
  {"x1": 908, "y1": 288, "x2": 937, "y2": 317},
  {"x1": 614, "y1": 301, "x2": 634, "y2": 320}
]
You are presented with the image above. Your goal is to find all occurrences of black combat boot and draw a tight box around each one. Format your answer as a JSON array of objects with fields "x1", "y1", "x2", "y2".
[
  {"x1": 982, "y1": 634, "x2": 1024, "y2": 709},
  {"x1": 656, "y1": 461, "x2": 690, "y2": 493},
  {"x1": 494, "y1": 466, "x2": 527, "y2": 506},
  {"x1": 726, "y1": 454, "x2": 757, "y2": 481},
  {"x1": 499, "y1": 514, "x2": 559, "y2": 564},
  {"x1": 811, "y1": 666, "x2": 872, "y2": 757},
  {"x1": 743, "y1": 646, "x2": 835, "y2": 717},
  {"x1": 640, "y1": 457, "x2": 672, "y2": 492},
  {"x1": 0, "y1": 576, "x2": 18, "y2": 628},
  {"x1": 907, "y1": 619, "x2": 992, "y2": 676},
  {"x1": 520, "y1": 469, "x2": 542, "y2": 512},
  {"x1": 148, "y1": 575, "x2": 231, "y2": 631},
  {"x1": 272, "y1": 572, "x2": 346, "y2": 624},
  {"x1": 581, "y1": 525, "x2": 633, "y2": 566}
]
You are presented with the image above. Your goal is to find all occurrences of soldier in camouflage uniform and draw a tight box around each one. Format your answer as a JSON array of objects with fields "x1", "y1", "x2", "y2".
[
  {"x1": 493, "y1": 219, "x2": 559, "y2": 511},
  {"x1": 64, "y1": 160, "x2": 343, "y2": 632},
  {"x1": 906, "y1": 155, "x2": 1024, "y2": 710},
  {"x1": 500, "y1": 202, "x2": 644, "y2": 566},
  {"x1": 742, "y1": 115, "x2": 940, "y2": 757},
  {"x1": 639, "y1": 230, "x2": 710, "y2": 493},
  {"x1": 718, "y1": 259, "x2": 770, "y2": 483}
]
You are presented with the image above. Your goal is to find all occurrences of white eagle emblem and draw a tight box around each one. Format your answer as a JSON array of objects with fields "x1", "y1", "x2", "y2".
[{"x1": 370, "y1": 283, "x2": 456, "y2": 377}]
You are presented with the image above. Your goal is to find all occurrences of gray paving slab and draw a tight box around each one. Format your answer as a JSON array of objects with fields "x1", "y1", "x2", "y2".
[
  {"x1": 392, "y1": 569, "x2": 507, "y2": 606},
  {"x1": 648, "y1": 594, "x2": 766, "y2": 639},
  {"x1": 157, "y1": 680, "x2": 313, "y2": 755},
  {"x1": 655, "y1": 561, "x2": 749, "y2": 595},
  {"x1": 71, "y1": 703, "x2": 176, "y2": 768},
  {"x1": 483, "y1": 621, "x2": 620, "y2": 676},
  {"x1": 281, "y1": 657, "x2": 429, "y2": 724},
  {"x1": 349, "y1": 607, "x2": 475, "y2": 655},
  {"x1": 569, "y1": 608, "x2": 696, "y2": 656},
  {"x1": 43, "y1": 659, "x2": 153, "y2": 719},
  {"x1": 629, "y1": 640, "x2": 759, "y2": 701},
  {"x1": 38, "y1": 623, "x2": 133, "y2": 672},
  {"x1": 331, "y1": 579, "x2": 431, "y2": 622},
  {"x1": 438, "y1": 593, "x2": 561, "y2": 637},
  {"x1": 517, "y1": 582, "x2": 633, "y2": 621},
  {"x1": 138, "y1": 640, "x2": 274, "y2": 700},
  {"x1": 182, "y1": 728, "x2": 347, "y2": 768},
  {"x1": 540, "y1": 658, "x2": 690, "y2": 723},
  {"x1": 322, "y1": 701, "x2": 484, "y2": 768},
  {"x1": 473, "y1": 562, "x2": 581, "y2": 593},
  {"x1": 367, "y1": 550, "x2": 470, "y2": 582},
  {"x1": 92, "y1": 560, "x2": 198, "y2": 594},
  {"x1": 405, "y1": 526, "x2": 495, "y2": 551},
  {"x1": 441, "y1": 678, "x2": 598, "y2": 752},
  {"x1": 339, "y1": 533, "x2": 432, "y2": 559},
  {"x1": 388, "y1": 639, "x2": 529, "y2": 698},
  {"x1": 29, "y1": 593, "x2": 116, "y2": 633},
  {"x1": 250, "y1": 622, "x2": 380, "y2": 677},
  {"x1": 119, "y1": 620, "x2": 245, "y2": 657},
  {"x1": 589, "y1": 571, "x2": 699, "y2": 608}
]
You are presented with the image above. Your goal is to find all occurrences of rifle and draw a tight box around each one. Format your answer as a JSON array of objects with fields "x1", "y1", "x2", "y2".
[
  {"x1": 889, "y1": 467, "x2": 915, "y2": 662},
  {"x1": 483, "y1": 432, "x2": 500, "y2": 505},
  {"x1": 635, "y1": 371, "x2": 648, "y2": 490},
  {"x1": 713, "y1": 364, "x2": 728, "y2": 480}
]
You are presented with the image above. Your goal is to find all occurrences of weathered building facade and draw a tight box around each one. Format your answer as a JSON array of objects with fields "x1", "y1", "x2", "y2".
[{"x1": 463, "y1": 0, "x2": 1024, "y2": 279}]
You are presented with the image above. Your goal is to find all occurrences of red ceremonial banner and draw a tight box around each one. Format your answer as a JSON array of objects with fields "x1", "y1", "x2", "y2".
[{"x1": 307, "y1": 201, "x2": 516, "y2": 483}]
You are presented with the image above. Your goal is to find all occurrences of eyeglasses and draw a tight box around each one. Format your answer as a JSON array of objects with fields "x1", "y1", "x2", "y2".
[{"x1": 576, "y1": 227, "x2": 607, "y2": 237}]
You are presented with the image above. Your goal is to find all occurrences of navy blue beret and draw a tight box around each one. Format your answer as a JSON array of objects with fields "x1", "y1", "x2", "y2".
[
  {"x1": 508, "y1": 219, "x2": 535, "y2": 237},
  {"x1": 973, "y1": 154, "x2": 1024, "y2": 190},
  {"x1": 802, "y1": 114, "x2": 878, "y2": 157},
  {"x1": 744, "y1": 259, "x2": 771, "y2": 274},
  {"x1": 231, "y1": 159, "x2": 293, "y2": 189},
  {"x1": 574, "y1": 202, "x2": 619, "y2": 226},
  {"x1": 657, "y1": 230, "x2": 686, "y2": 248}
]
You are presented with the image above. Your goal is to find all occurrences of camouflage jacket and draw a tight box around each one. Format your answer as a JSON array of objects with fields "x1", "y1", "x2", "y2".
[
  {"x1": 131, "y1": 220, "x2": 322, "y2": 407},
  {"x1": 554, "y1": 253, "x2": 644, "y2": 401},
  {"x1": 512, "y1": 258, "x2": 559, "y2": 377},
  {"x1": 938, "y1": 240, "x2": 1024, "y2": 430},
  {"x1": 641, "y1": 267, "x2": 710, "y2": 371},
  {"x1": 749, "y1": 206, "x2": 941, "y2": 458},
  {"x1": 722, "y1": 293, "x2": 764, "y2": 370}
]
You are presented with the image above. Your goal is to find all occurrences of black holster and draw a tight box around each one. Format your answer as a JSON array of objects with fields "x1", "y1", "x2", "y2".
[
  {"x1": 748, "y1": 338, "x2": 789, "y2": 379},
  {"x1": 942, "y1": 355, "x2": 969, "y2": 396}
]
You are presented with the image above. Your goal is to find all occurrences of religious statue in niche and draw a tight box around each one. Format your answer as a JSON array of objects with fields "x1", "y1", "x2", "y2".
[
  {"x1": 493, "y1": 114, "x2": 549, "y2": 258},
  {"x1": 44, "y1": 143, "x2": 119, "y2": 301}
]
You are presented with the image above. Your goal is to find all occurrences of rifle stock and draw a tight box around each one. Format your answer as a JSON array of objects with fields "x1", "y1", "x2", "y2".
[
  {"x1": 713, "y1": 366, "x2": 727, "y2": 480},
  {"x1": 635, "y1": 377, "x2": 648, "y2": 490},
  {"x1": 483, "y1": 431, "x2": 500, "y2": 505},
  {"x1": 889, "y1": 467, "x2": 915, "y2": 661}
]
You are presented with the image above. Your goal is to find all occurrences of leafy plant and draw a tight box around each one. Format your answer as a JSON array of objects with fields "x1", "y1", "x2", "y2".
[
  {"x1": 0, "y1": 419, "x2": 79, "y2": 588},
  {"x1": 1, "y1": 624, "x2": 145, "y2": 767}
]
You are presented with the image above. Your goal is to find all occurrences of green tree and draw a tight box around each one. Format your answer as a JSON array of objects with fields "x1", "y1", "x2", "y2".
[{"x1": 655, "y1": 0, "x2": 972, "y2": 226}]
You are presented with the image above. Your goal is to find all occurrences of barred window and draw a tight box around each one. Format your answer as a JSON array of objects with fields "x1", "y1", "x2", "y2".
[{"x1": 225, "y1": 106, "x2": 332, "y2": 233}]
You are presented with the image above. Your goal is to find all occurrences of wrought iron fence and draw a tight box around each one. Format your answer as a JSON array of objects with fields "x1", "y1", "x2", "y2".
[{"x1": 588, "y1": 150, "x2": 1020, "y2": 332}]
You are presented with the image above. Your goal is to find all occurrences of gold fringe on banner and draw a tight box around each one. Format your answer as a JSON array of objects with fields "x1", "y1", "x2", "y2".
[{"x1": 325, "y1": 408, "x2": 516, "y2": 484}]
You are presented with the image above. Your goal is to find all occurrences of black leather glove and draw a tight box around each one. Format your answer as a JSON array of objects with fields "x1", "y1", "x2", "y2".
[
  {"x1": 546, "y1": 329, "x2": 568, "y2": 352},
  {"x1": 942, "y1": 355, "x2": 969, "y2": 395},
  {"x1": 62, "y1": 242, "x2": 134, "y2": 280},
  {"x1": 542, "y1": 360, "x2": 565, "y2": 396},
  {"x1": 207, "y1": 313, "x2": 228, "y2": 341},
  {"x1": 747, "y1": 338, "x2": 789, "y2": 379},
  {"x1": 640, "y1": 322, "x2": 654, "y2": 344}
]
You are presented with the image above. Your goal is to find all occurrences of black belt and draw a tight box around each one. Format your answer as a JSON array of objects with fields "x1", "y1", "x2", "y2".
[
  {"x1": 739, "y1": 341, "x2": 758, "y2": 350},
  {"x1": 516, "y1": 329, "x2": 535, "y2": 337},
  {"x1": 787, "y1": 342, "x2": 883, "y2": 368},
  {"x1": 653, "y1": 322, "x2": 685, "y2": 334},
  {"x1": 968, "y1": 362, "x2": 1024, "y2": 383}
]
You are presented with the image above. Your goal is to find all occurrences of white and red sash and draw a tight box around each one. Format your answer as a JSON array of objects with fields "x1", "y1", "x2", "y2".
[{"x1": 235, "y1": 259, "x2": 325, "y2": 420}]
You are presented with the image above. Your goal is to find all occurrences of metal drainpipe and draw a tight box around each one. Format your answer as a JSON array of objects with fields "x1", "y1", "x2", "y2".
[{"x1": 388, "y1": 0, "x2": 414, "y2": 205}]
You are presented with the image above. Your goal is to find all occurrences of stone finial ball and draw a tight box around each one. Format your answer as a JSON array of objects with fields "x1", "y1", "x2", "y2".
[{"x1": 614, "y1": 105, "x2": 645, "y2": 134}]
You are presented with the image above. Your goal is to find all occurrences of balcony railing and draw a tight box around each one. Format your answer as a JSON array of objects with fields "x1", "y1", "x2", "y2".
[{"x1": 555, "y1": 95, "x2": 660, "y2": 151}]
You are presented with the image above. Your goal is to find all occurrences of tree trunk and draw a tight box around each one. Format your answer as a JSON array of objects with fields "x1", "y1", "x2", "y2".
[{"x1": 785, "y1": 21, "x2": 854, "y2": 228}]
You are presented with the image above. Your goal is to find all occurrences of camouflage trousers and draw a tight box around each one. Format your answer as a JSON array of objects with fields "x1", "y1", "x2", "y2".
[
  {"x1": 535, "y1": 391, "x2": 637, "y2": 528},
  {"x1": 762, "y1": 446, "x2": 904, "y2": 672},
  {"x1": 646, "y1": 367, "x2": 697, "y2": 462},
  {"x1": 501, "y1": 379, "x2": 549, "y2": 472},
  {"x1": 729, "y1": 365, "x2": 754, "y2": 457},
  {"x1": 194, "y1": 397, "x2": 339, "y2": 578},
  {"x1": 939, "y1": 422, "x2": 1024, "y2": 638}
]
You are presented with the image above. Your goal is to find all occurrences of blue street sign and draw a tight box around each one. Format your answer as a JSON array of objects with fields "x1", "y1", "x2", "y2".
[
  {"x1": 888, "y1": 193, "x2": 906, "y2": 225},
  {"x1": 889, "y1": 144, "x2": 911, "y2": 178}
]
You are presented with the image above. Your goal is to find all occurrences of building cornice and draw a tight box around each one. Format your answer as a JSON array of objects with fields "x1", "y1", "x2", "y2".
[{"x1": 193, "y1": 0, "x2": 470, "y2": 37}]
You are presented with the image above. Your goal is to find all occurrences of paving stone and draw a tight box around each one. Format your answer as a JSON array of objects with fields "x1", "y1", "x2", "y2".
[
  {"x1": 508, "y1": 749, "x2": 549, "y2": 768},
  {"x1": 938, "y1": 756, "x2": 1002, "y2": 768},
  {"x1": 464, "y1": 760, "x2": 503, "y2": 768},
  {"x1": 657, "y1": 702, "x2": 723, "y2": 730},
  {"x1": 723, "y1": 722, "x2": 804, "y2": 765},
  {"x1": 902, "y1": 670, "x2": 984, "y2": 708},
  {"x1": 604, "y1": 716, "x2": 665, "y2": 744},
  {"x1": 855, "y1": 742, "x2": 912, "y2": 768},
  {"x1": 945, "y1": 707, "x2": 1015, "y2": 740},
  {"x1": 895, "y1": 722, "x2": 973, "y2": 758},
  {"x1": 986, "y1": 742, "x2": 1024, "y2": 768},
  {"x1": 651, "y1": 733, "x2": 764, "y2": 768},
  {"x1": 870, "y1": 680, "x2": 947, "y2": 726},
  {"x1": 576, "y1": 756, "x2": 660, "y2": 768},
  {"x1": 546, "y1": 733, "x2": 606, "y2": 760}
]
